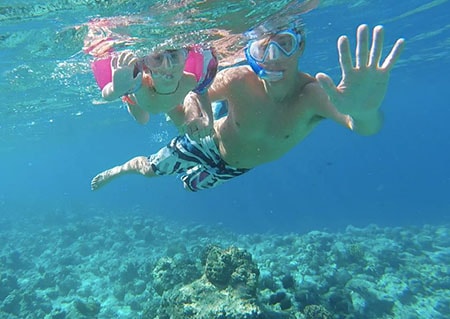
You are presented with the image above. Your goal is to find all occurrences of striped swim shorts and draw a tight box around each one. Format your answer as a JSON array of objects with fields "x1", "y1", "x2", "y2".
[{"x1": 147, "y1": 134, "x2": 249, "y2": 191}]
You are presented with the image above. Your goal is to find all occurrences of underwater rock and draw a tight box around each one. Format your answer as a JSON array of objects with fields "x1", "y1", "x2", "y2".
[
  {"x1": 152, "y1": 256, "x2": 201, "y2": 296},
  {"x1": 119, "y1": 261, "x2": 140, "y2": 284},
  {"x1": 154, "y1": 246, "x2": 262, "y2": 319},
  {"x1": 279, "y1": 297, "x2": 292, "y2": 310},
  {"x1": 434, "y1": 297, "x2": 450, "y2": 317},
  {"x1": 281, "y1": 274, "x2": 295, "y2": 289},
  {"x1": 346, "y1": 277, "x2": 394, "y2": 317},
  {"x1": 1, "y1": 292, "x2": 21, "y2": 315},
  {"x1": 303, "y1": 304, "x2": 332, "y2": 319},
  {"x1": 204, "y1": 246, "x2": 259, "y2": 298},
  {"x1": 269, "y1": 291, "x2": 286, "y2": 305},
  {"x1": 34, "y1": 272, "x2": 57, "y2": 290},
  {"x1": 0, "y1": 273, "x2": 18, "y2": 301},
  {"x1": 294, "y1": 280, "x2": 320, "y2": 309},
  {"x1": 152, "y1": 257, "x2": 183, "y2": 296},
  {"x1": 6, "y1": 250, "x2": 30, "y2": 270},
  {"x1": 49, "y1": 307, "x2": 66, "y2": 319},
  {"x1": 259, "y1": 269, "x2": 278, "y2": 291},
  {"x1": 165, "y1": 240, "x2": 188, "y2": 257},
  {"x1": 72, "y1": 298, "x2": 101, "y2": 317},
  {"x1": 324, "y1": 288, "x2": 353, "y2": 314},
  {"x1": 59, "y1": 275, "x2": 80, "y2": 296},
  {"x1": 156, "y1": 276, "x2": 263, "y2": 319}
]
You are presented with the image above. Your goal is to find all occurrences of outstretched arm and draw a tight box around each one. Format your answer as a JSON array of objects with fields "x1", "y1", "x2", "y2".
[{"x1": 316, "y1": 24, "x2": 405, "y2": 135}]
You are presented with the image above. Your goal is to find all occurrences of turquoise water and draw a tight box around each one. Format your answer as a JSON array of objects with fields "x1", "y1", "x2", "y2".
[
  {"x1": 2, "y1": 0, "x2": 448, "y2": 232},
  {"x1": 1, "y1": 1, "x2": 449, "y2": 318}
]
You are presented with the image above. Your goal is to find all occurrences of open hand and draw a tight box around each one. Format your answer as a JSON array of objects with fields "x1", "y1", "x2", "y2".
[
  {"x1": 111, "y1": 51, "x2": 142, "y2": 95},
  {"x1": 316, "y1": 24, "x2": 405, "y2": 116}
]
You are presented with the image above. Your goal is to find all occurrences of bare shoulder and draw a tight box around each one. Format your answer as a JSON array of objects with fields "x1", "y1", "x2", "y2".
[
  {"x1": 299, "y1": 74, "x2": 349, "y2": 123},
  {"x1": 216, "y1": 66, "x2": 253, "y2": 84},
  {"x1": 301, "y1": 76, "x2": 329, "y2": 103},
  {"x1": 299, "y1": 73, "x2": 321, "y2": 93},
  {"x1": 211, "y1": 65, "x2": 254, "y2": 94}
]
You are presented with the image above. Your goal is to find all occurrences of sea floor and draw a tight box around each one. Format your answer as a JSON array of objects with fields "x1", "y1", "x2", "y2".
[{"x1": 0, "y1": 211, "x2": 448, "y2": 319}]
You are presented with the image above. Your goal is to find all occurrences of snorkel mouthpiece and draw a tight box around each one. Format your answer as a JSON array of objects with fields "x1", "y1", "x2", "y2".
[{"x1": 245, "y1": 47, "x2": 284, "y2": 82}]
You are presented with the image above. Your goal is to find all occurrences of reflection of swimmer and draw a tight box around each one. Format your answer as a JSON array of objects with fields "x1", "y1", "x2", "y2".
[
  {"x1": 91, "y1": 45, "x2": 218, "y2": 140},
  {"x1": 91, "y1": 23, "x2": 405, "y2": 192}
]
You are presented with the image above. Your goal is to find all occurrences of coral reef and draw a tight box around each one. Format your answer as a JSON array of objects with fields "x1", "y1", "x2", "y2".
[
  {"x1": 155, "y1": 245, "x2": 262, "y2": 319},
  {"x1": 0, "y1": 214, "x2": 448, "y2": 319},
  {"x1": 204, "y1": 245, "x2": 259, "y2": 298},
  {"x1": 303, "y1": 304, "x2": 332, "y2": 319}
]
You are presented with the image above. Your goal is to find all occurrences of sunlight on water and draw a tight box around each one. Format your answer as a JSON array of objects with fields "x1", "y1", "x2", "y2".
[
  {"x1": 381, "y1": 0, "x2": 448, "y2": 23},
  {"x1": 0, "y1": 0, "x2": 448, "y2": 141}
]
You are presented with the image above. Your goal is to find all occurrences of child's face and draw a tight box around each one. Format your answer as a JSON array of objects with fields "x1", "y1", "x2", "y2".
[{"x1": 143, "y1": 49, "x2": 187, "y2": 82}]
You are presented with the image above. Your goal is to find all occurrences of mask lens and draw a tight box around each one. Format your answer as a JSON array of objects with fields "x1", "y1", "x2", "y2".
[
  {"x1": 166, "y1": 49, "x2": 187, "y2": 65},
  {"x1": 273, "y1": 32, "x2": 297, "y2": 54},
  {"x1": 247, "y1": 30, "x2": 300, "y2": 63},
  {"x1": 144, "y1": 53, "x2": 164, "y2": 68},
  {"x1": 248, "y1": 40, "x2": 267, "y2": 62},
  {"x1": 144, "y1": 49, "x2": 187, "y2": 69}
]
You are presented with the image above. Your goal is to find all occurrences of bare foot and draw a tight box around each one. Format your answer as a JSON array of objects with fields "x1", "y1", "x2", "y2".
[{"x1": 91, "y1": 170, "x2": 115, "y2": 190}]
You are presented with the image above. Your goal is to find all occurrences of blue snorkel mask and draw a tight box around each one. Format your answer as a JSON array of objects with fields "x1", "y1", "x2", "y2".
[
  {"x1": 244, "y1": 27, "x2": 303, "y2": 81},
  {"x1": 245, "y1": 48, "x2": 283, "y2": 81}
]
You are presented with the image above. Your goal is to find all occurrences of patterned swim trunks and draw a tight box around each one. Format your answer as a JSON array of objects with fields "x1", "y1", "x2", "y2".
[{"x1": 148, "y1": 135, "x2": 249, "y2": 191}]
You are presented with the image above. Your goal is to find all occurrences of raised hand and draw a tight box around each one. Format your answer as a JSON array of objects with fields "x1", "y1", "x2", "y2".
[
  {"x1": 110, "y1": 51, "x2": 142, "y2": 96},
  {"x1": 316, "y1": 24, "x2": 405, "y2": 117}
]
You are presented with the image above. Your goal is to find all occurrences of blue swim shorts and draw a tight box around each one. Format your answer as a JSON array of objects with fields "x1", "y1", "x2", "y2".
[{"x1": 147, "y1": 135, "x2": 249, "y2": 191}]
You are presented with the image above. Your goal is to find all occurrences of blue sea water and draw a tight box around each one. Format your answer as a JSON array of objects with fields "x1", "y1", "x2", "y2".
[
  {"x1": 1, "y1": 1, "x2": 450, "y2": 318},
  {"x1": 1, "y1": 0, "x2": 449, "y2": 234}
]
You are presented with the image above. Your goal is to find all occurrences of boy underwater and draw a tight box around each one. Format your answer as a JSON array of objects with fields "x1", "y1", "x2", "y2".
[{"x1": 91, "y1": 23, "x2": 405, "y2": 192}]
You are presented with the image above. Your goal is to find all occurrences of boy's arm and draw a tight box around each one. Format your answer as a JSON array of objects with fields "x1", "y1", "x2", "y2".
[
  {"x1": 308, "y1": 82, "x2": 354, "y2": 130},
  {"x1": 177, "y1": 67, "x2": 246, "y2": 140},
  {"x1": 316, "y1": 24, "x2": 405, "y2": 135},
  {"x1": 172, "y1": 92, "x2": 213, "y2": 141}
]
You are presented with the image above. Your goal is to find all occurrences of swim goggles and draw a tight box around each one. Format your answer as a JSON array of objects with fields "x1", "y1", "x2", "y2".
[
  {"x1": 245, "y1": 29, "x2": 302, "y2": 81},
  {"x1": 141, "y1": 48, "x2": 188, "y2": 69},
  {"x1": 246, "y1": 29, "x2": 302, "y2": 63}
]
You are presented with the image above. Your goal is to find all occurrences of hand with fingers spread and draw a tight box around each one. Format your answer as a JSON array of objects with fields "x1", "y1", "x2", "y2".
[
  {"x1": 102, "y1": 51, "x2": 143, "y2": 101},
  {"x1": 316, "y1": 24, "x2": 405, "y2": 134}
]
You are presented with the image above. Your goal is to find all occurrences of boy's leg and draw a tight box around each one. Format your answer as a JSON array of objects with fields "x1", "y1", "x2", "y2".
[
  {"x1": 91, "y1": 156, "x2": 155, "y2": 190},
  {"x1": 91, "y1": 135, "x2": 199, "y2": 191}
]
